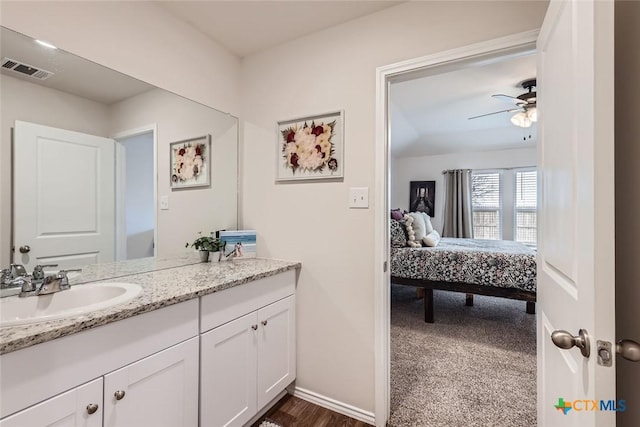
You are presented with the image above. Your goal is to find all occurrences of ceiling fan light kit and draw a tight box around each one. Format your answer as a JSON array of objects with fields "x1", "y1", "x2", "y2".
[
  {"x1": 511, "y1": 111, "x2": 532, "y2": 128},
  {"x1": 470, "y1": 78, "x2": 538, "y2": 128}
]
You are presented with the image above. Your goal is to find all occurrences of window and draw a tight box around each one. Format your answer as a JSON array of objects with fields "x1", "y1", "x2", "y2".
[
  {"x1": 472, "y1": 172, "x2": 502, "y2": 239},
  {"x1": 515, "y1": 170, "x2": 537, "y2": 245},
  {"x1": 470, "y1": 168, "x2": 538, "y2": 244}
]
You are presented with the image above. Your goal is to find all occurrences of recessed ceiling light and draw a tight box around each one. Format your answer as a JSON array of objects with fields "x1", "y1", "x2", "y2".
[{"x1": 35, "y1": 40, "x2": 57, "y2": 49}]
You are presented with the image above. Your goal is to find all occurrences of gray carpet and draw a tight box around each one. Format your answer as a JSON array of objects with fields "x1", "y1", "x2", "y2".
[{"x1": 389, "y1": 285, "x2": 537, "y2": 427}]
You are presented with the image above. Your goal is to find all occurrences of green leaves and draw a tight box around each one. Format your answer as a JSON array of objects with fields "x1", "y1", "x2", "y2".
[{"x1": 187, "y1": 232, "x2": 223, "y2": 252}]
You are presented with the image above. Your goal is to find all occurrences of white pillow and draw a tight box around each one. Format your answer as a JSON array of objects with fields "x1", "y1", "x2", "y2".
[
  {"x1": 422, "y1": 230, "x2": 441, "y2": 247},
  {"x1": 421, "y1": 212, "x2": 434, "y2": 234},
  {"x1": 407, "y1": 212, "x2": 428, "y2": 241},
  {"x1": 403, "y1": 214, "x2": 421, "y2": 248}
]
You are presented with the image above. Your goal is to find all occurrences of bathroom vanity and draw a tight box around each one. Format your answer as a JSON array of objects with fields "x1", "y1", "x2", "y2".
[{"x1": 0, "y1": 257, "x2": 300, "y2": 427}]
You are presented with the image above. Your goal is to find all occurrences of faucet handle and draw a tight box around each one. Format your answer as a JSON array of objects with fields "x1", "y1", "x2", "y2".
[
  {"x1": 57, "y1": 269, "x2": 82, "y2": 289},
  {"x1": 10, "y1": 264, "x2": 27, "y2": 278},
  {"x1": 32, "y1": 264, "x2": 59, "y2": 280}
]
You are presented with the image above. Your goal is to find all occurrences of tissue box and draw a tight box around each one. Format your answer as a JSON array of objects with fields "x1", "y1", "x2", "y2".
[{"x1": 219, "y1": 230, "x2": 257, "y2": 259}]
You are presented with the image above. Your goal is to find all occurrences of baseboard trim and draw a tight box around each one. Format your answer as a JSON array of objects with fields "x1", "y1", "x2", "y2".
[{"x1": 291, "y1": 386, "x2": 375, "y2": 425}]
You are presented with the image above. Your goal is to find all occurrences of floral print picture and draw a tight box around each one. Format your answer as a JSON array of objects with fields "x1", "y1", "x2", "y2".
[
  {"x1": 170, "y1": 135, "x2": 211, "y2": 189},
  {"x1": 277, "y1": 110, "x2": 344, "y2": 181}
]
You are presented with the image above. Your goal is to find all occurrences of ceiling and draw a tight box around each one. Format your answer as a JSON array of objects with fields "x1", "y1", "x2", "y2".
[
  {"x1": 156, "y1": 0, "x2": 404, "y2": 57},
  {"x1": 391, "y1": 53, "x2": 538, "y2": 158}
]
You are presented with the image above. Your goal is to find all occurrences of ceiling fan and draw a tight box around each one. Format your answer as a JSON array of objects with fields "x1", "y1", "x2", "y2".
[{"x1": 469, "y1": 78, "x2": 537, "y2": 128}]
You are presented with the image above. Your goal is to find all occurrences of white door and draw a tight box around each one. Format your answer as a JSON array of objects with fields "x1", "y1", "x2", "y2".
[
  {"x1": 537, "y1": 0, "x2": 616, "y2": 425},
  {"x1": 103, "y1": 337, "x2": 199, "y2": 427},
  {"x1": 13, "y1": 121, "x2": 115, "y2": 270},
  {"x1": 0, "y1": 378, "x2": 102, "y2": 427},
  {"x1": 200, "y1": 311, "x2": 258, "y2": 427},
  {"x1": 257, "y1": 295, "x2": 296, "y2": 409}
]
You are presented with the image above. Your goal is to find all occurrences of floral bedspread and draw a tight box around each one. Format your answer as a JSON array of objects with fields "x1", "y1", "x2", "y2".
[{"x1": 390, "y1": 238, "x2": 537, "y2": 292}]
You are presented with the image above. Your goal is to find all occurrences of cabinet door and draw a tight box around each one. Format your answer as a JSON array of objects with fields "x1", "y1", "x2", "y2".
[
  {"x1": 0, "y1": 378, "x2": 102, "y2": 427},
  {"x1": 103, "y1": 337, "x2": 198, "y2": 427},
  {"x1": 200, "y1": 311, "x2": 258, "y2": 427},
  {"x1": 257, "y1": 295, "x2": 296, "y2": 409}
]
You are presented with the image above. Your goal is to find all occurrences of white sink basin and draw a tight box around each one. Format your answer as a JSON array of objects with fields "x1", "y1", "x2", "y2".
[{"x1": 0, "y1": 282, "x2": 142, "y2": 327}]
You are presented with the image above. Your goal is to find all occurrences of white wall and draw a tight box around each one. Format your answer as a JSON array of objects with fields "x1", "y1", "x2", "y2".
[
  {"x1": 1, "y1": 0, "x2": 241, "y2": 265},
  {"x1": 0, "y1": 74, "x2": 111, "y2": 266},
  {"x1": 110, "y1": 89, "x2": 238, "y2": 258},
  {"x1": 241, "y1": 1, "x2": 548, "y2": 414},
  {"x1": 121, "y1": 133, "x2": 155, "y2": 260},
  {"x1": 615, "y1": 1, "x2": 640, "y2": 425},
  {"x1": 391, "y1": 147, "x2": 536, "y2": 233}
]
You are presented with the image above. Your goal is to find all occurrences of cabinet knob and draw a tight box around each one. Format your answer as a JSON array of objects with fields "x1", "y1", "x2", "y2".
[
  {"x1": 86, "y1": 403, "x2": 99, "y2": 414},
  {"x1": 261, "y1": 320, "x2": 268, "y2": 326},
  {"x1": 251, "y1": 324, "x2": 258, "y2": 330},
  {"x1": 114, "y1": 390, "x2": 126, "y2": 400}
]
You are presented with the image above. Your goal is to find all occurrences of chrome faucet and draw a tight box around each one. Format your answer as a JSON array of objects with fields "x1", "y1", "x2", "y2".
[
  {"x1": 36, "y1": 269, "x2": 81, "y2": 295},
  {"x1": 1, "y1": 264, "x2": 82, "y2": 297},
  {"x1": 1, "y1": 264, "x2": 29, "y2": 289}
]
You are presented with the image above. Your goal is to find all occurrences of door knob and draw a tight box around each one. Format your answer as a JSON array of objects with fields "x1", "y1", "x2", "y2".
[
  {"x1": 551, "y1": 329, "x2": 590, "y2": 358},
  {"x1": 86, "y1": 403, "x2": 99, "y2": 414},
  {"x1": 19, "y1": 245, "x2": 30, "y2": 254},
  {"x1": 114, "y1": 390, "x2": 126, "y2": 400},
  {"x1": 617, "y1": 339, "x2": 640, "y2": 362}
]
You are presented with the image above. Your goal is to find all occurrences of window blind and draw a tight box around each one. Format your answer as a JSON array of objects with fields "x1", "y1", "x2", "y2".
[
  {"x1": 472, "y1": 172, "x2": 501, "y2": 240},
  {"x1": 515, "y1": 170, "x2": 537, "y2": 245}
]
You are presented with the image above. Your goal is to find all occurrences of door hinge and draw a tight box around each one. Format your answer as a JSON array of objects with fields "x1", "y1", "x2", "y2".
[{"x1": 383, "y1": 261, "x2": 388, "y2": 272}]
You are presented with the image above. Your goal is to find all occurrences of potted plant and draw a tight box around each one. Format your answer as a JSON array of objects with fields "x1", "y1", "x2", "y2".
[{"x1": 186, "y1": 232, "x2": 224, "y2": 262}]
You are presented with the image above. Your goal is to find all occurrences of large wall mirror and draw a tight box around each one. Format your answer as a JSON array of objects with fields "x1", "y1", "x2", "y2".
[{"x1": 0, "y1": 26, "x2": 238, "y2": 274}]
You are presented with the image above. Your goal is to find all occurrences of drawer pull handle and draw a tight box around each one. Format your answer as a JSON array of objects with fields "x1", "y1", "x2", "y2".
[
  {"x1": 261, "y1": 320, "x2": 268, "y2": 326},
  {"x1": 86, "y1": 404, "x2": 99, "y2": 414},
  {"x1": 114, "y1": 390, "x2": 126, "y2": 400}
]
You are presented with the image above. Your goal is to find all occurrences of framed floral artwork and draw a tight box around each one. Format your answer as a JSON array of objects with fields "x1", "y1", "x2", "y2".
[
  {"x1": 276, "y1": 110, "x2": 344, "y2": 181},
  {"x1": 169, "y1": 135, "x2": 211, "y2": 189}
]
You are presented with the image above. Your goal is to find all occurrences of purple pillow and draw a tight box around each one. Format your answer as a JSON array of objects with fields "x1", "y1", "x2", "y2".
[{"x1": 391, "y1": 209, "x2": 404, "y2": 221}]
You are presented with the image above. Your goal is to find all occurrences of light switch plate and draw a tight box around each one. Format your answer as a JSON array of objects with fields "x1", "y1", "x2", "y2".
[
  {"x1": 349, "y1": 187, "x2": 369, "y2": 209},
  {"x1": 160, "y1": 195, "x2": 169, "y2": 210}
]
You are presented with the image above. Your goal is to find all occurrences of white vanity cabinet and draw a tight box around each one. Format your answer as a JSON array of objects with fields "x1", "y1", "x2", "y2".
[
  {"x1": 1, "y1": 338, "x2": 198, "y2": 427},
  {"x1": 200, "y1": 270, "x2": 296, "y2": 427},
  {"x1": 103, "y1": 337, "x2": 199, "y2": 427},
  {"x1": 0, "y1": 266, "x2": 298, "y2": 427},
  {"x1": 0, "y1": 378, "x2": 103, "y2": 427},
  {"x1": 0, "y1": 299, "x2": 199, "y2": 424}
]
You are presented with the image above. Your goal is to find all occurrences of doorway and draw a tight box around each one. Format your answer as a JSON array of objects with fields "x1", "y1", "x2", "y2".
[
  {"x1": 373, "y1": 31, "x2": 539, "y2": 426},
  {"x1": 114, "y1": 125, "x2": 157, "y2": 261}
]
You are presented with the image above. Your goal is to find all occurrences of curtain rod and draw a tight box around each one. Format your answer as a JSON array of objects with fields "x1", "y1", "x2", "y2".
[
  {"x1": 441, "y1": 166, "x2": 536, "y2": 174},
  {"x1": 441, "y1": 169, "x2": 471, "y2": 174}
]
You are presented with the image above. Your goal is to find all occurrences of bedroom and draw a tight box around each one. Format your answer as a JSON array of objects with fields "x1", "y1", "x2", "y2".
[{"x1": 387, "y1": 51, "x2": 539, "y2": 425}]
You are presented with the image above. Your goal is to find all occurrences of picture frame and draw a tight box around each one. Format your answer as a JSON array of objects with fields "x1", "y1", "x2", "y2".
[
  {"x1": 169, "y1": 135, "x2": 211, "y2": 189},
  {"x1": 409, "y1": 180, "x2": 436, "y2": 217},
  {"x1": 219, "y1": 230, "x2": 257, "y2": 259},
  {"x1": 276, "y1": 110, "x2": 344, "y2": 181}
]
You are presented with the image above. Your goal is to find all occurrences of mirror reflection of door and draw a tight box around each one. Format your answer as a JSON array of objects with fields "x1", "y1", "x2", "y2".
[
  {"x1": 13, "y1": 121, "x2": 115, "y2": 271},
  {"x1": 115, "y1": 130, "x2": 156, "y2": 260}
]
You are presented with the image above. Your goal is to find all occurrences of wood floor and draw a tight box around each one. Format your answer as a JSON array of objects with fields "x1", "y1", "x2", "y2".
[{"x1": 252, "y1": 394, "x2": 372, "y2": 427}]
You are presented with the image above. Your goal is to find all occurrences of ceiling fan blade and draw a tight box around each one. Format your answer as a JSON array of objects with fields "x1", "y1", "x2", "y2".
[
  {"x1": 468, "y1": 108, "x2": 523, "y2": 120},
  {"x1": 492, "y1": 94, "x2": 527, "y2": 106}
]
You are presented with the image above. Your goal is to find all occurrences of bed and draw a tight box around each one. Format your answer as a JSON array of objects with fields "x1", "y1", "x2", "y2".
[{"x1": 389, "y1": 219, "x2": 537, "y2": 323}]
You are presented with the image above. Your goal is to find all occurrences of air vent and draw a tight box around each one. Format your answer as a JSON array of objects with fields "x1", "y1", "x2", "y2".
[{"x1": 1, "y1": 57, "x2": 54, "y2": 80}]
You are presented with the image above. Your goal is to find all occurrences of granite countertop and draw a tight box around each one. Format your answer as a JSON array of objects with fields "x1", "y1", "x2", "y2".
[{"x1": 0, "y1": 258, "x2": 301, "y2": 355}]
